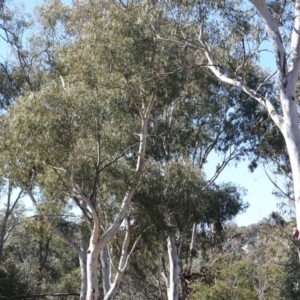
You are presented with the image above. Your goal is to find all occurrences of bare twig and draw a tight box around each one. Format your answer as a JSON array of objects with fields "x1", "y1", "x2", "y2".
[
  {"x1": 263, "y1": 165, "x2": 293, "y2": 201},
  {"x1": 255, "y1": 70, "x2": 277, "y2": 92},
  {"x1": 99, "y1": 142, "x2": 140, "y2": 173}
]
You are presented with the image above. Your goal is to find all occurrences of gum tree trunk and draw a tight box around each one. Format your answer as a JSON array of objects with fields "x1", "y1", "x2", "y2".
[
  {"x1": 86, "y1": 244, "x2": 100, "y2": 300},
  {"x1": 79, "y1": 253, "x2": 87, "y2": 300},
  {"x1": 162, "y1": 234, "x2": 182, "y2": 300},
  {"x1": 101, "y1": 246, "x2": 111, "y2": 296}
]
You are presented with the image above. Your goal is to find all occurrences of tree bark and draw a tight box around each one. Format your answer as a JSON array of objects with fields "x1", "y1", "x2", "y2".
[
  {"x1": 53, "y1": 225, "x2": 88, "y2": 299},
  {"x1": 282, "y1": 124, "x2": 300, "y2": 229},
  {"x1": 245, "y1": 0, "x2": 300, "y2": 229},
  {"x1": 103, "y1": 217, "x2": 131, "y2": 300},
  {"x1": 248, "y1": 1, "x2": 300, "y2": 231},
  {"x1": 86, "y1": 243, "x2": 101, "y2": 300},
  {"x1": 103, "y1": 276, "x2": 124, "y2": 300},
  {"x1": 166, "y1": 234, "x2": 181, "y2": 300},
  {"x1": 101, "y1": 246, "x2": 111, "y2": 296},
  {"x1": 79, "y1": 252, "x2": 88, "y2": 300}
]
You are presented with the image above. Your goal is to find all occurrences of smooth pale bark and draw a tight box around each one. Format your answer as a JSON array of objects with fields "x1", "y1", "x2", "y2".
[
  {"x1": 200, "y1": 0, "x2": 300, "y2": 230},
  {"x1": 101, "y1": 246, "x2": 111, "y2": 296},
  {"x1": 85, "y1": 195, "x2": 101, "y2": 300},
  {"x1": 103, "y1": 272, "x2": 125, "y2": 300},
  {"x1": 248, "y1": 0, "x2": 300, "y2": 229},
  {"x1": 103, "y1": 219, "x2": 156, "y2": 299},
  {"x1": 23, "y1": 87, "x2": 156, "y2": 299},
  {"x1": 103, "y1": 219, "x2": 131, "y2": 300},
  {"x1": 73, "y1": 186, "x2": 136, "y2": 300},
  {"x1": 163, "y1": 234, "x2": 181, "y2": 300},
  {"x1": 86, "y1": 244, "x2": 100, "y2": 300},
  {"x1": 79, "y1": 204, "x2": 89, "y2": 300},
  {"x1": 283, "y1": 126, "x2": 300, "y2": 228},
  {"x1": 54, "y1": 226, "x2": 88, "y2": 299},
  {"x1": 83, "y1": 92, "x2": 156, "y2": 299},
  {"x1": 79, "y1": 253, "x2": 88, "y2": 300}
]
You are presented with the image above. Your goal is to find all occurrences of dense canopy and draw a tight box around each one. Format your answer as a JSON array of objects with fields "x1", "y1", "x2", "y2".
[{"x1": 1, "y1": 0, "x2": 300, "y2": 299}]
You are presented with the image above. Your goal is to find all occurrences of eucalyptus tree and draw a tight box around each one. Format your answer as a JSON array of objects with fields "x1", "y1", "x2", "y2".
[
  {"x1": 0, "y1": 1, "x2": 270, "y2": 298},
  {"x1": 0, "y1": 0, "x2": 201, "y2": 299},
  {"x1": 130, "y1": 160, "x2": 246, "y2": 300},
  {"x1": 142, "y1": 55, "x2": 271, "y2": 299},
  {"x1": 159, "y1": 0, "x2": 300, "y2": 238}
]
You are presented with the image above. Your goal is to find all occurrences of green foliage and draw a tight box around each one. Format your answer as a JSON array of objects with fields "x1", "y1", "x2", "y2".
[
  {"x1": 282, "y1": 245, "x2": 300, "y2": 299},
  {"x1": 0, "y1": 0, "x2": 294, "y2": 299},
  {"x1": 0, "y1": 220, "x2": 79, "y2": 295},
  {"x1": 0, "y1": 263, "x2": 28, "y2": 296},
  {"x1": 190, "y1": 215, "x2": 300, "y2": 300}
]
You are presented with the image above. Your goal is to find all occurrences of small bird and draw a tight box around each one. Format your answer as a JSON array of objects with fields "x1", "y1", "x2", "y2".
[{"x1": 292, "y1": 227, "x2": 299, "y2": 239}]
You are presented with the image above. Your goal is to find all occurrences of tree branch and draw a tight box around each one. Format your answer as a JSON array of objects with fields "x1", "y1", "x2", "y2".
[
  {"x1": 199, "y1": 41, "x2": 283, "y2": 130},
  {"x1": 287, "y1": 0, "x2": 300, "y2": 93},
  {"x1": 98, "y1": 187, "x2": 135, "y2": 248},
  {"x1": 255, "y1": 70, "x2": 277, "y2": 92},
  {"x1": 98, "y1": 142, "x2": 140, "y2": 173},
  {"x1": 263, "y1": 165, "x2": 294, "y2": 201},
  {"x1": 249, "y1": 0, "x2": 286, "y2": 77},
  {"x1": 53, "y1": 227, "x2": 82, "y2": 255}
]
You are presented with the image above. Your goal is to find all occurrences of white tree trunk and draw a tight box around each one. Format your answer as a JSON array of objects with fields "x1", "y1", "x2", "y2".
[
  {"x1": 282, "y1": 118, "x2": 300, "y2": 229},
  {"x1": 54, "y1": 226, "x2": 89, "y2": 299},
  {"x1": 101, "y1": 246, "x2": 111, "y2": 296},
  {"x1": 86, "y1": 243, "x2": 101, "y2": 300},
  {"x1": 59, "y1": 89, "x2": 156, "y2": 299},
  {"x1": 103, "y1": 218, "x2": 131, "y2": 300},
  {"x1": 103, "y1": 275, "x2": 123, "y2": 300},
  {"x1": 247, "y1": 0, "x2": 300, "y2": 229},
  {"x1": 79, "y1": 253, "x2": 88, "y2": 300},
  {"x1": 248, "y1": 0, "x2": 300, "y2": 211},
  {"x1": 166, "y1": 234, "x2": 181, "y2": 300}
]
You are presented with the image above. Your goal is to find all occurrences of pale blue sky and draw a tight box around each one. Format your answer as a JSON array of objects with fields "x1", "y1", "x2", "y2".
[
  {"x1": 204, "y1": 153, "x2": 286, "y2": 227},
  {"x1": 0, "y1": 0, "x2": 291, "y2": 227}
]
